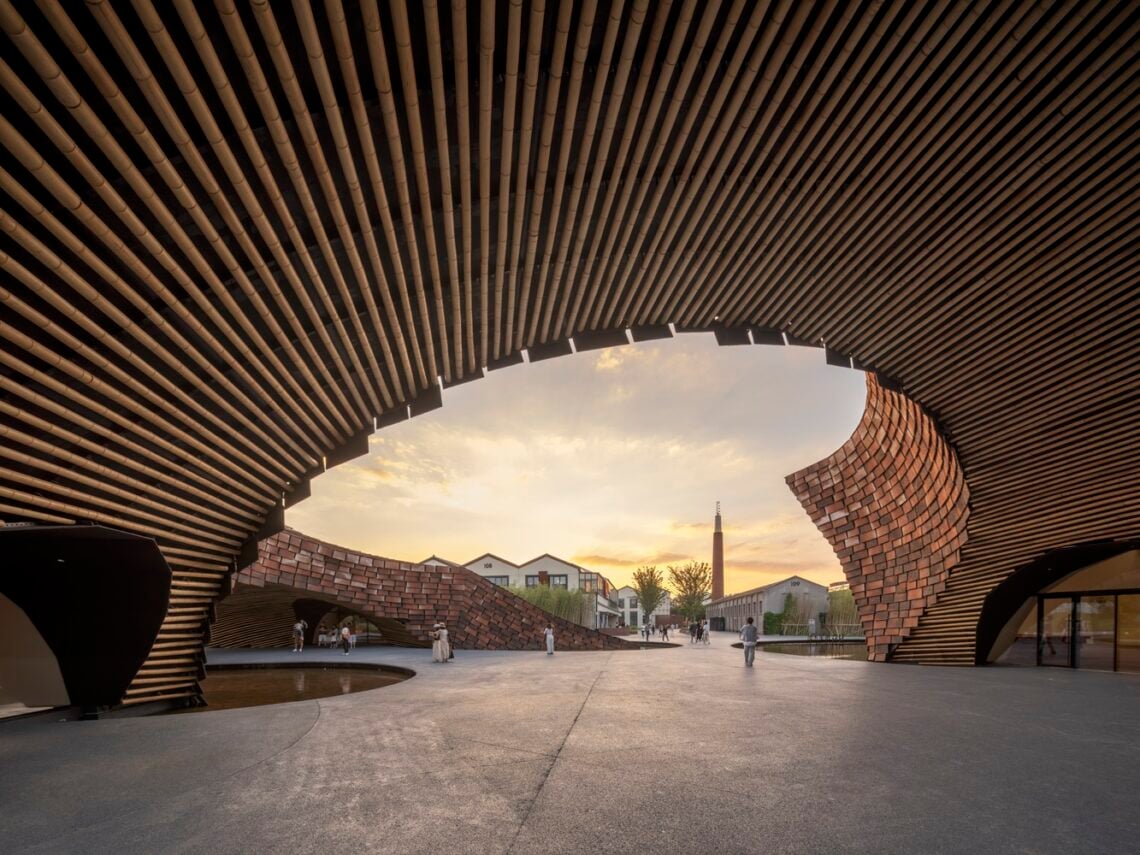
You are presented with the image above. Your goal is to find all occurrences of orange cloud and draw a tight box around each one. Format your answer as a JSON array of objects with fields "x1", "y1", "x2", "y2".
[{"x1": 572, "y1": 552, "x2": 691, "y2": 569}]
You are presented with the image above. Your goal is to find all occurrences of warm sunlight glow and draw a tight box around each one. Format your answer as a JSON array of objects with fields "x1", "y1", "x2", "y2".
[{"x1": 287, "y1": 335, "x2": 866, "y2": 593}]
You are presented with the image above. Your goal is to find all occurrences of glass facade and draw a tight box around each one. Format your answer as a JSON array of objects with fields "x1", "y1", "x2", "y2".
[
  {"x1": 996, "y1": 601, "x2": 1037, "y2": 666},
  {"x1": 1000, "y1": 551, "x2": 1140, "y2": 673},
  {"x1": 1034, "y1": 592, "x2": 1138, "y2": 672},
  {"x1": 1117, "y1": 595, "x2": 1140, "y2": 674},
  {"x1": 1076, "y1": 595, "x2": 1115, "y2": 672},
  {"x1": 1040, "y1": 598, "x2": 1073, "y2": 668}
]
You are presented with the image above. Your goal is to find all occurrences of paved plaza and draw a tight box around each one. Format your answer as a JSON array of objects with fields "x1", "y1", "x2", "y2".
[{"x1": 1, "y1": 634, "x2": 1137, "y2": 854}]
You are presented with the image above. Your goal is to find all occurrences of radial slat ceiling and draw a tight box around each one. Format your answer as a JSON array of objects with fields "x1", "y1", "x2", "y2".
[{"x1": 1, "y1": 0, "x2": 1137, "y2": 701}]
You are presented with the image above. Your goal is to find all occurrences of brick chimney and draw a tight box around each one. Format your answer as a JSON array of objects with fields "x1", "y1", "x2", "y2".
[{"x1": 712, "y1": 502, "x2": 724, "y2": 600}]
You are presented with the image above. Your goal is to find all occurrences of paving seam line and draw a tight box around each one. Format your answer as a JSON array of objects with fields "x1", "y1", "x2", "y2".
[{"x1": 503, "y1": 652, "x2": 612, "y2": 854}]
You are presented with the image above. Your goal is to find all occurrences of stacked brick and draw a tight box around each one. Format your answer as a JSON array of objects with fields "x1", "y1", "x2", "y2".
[
  {"x1": 231, "y1": 529, "x2": 629, "y2": 651},
  {"x1": 786, "y1": 375, "x2": 970, "y2": 661}
]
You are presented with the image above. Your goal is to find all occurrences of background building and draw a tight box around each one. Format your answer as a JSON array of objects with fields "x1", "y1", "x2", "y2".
[
  {"x1": 424, "y1": 553, "x2": 623, "y2": 629},
  {"x1": 614, "y1": 586, "x2": 673, "y2": 629},
  {"x1": 707, "y1": 576, "x2": 829, "y2": 633}
]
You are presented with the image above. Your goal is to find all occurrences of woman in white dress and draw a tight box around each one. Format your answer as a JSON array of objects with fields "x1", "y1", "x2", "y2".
[
  {"x1": 438, "y1": 622, "x2": 451, "y2": 662},
  {"x1": 431, "y1": 623, "x2": 445, "y2": 662},
  {"x1": 544, "y1": 623, "x2": 555, "y2": 655}
]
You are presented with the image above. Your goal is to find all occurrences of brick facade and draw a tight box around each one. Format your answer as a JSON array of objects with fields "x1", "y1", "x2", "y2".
[
  {"x1": 226, "y1": 529, "x2": 629, "y2": 652},
  {"x1": 786, "y1": 375, "x2": 970, "y2": 661}
]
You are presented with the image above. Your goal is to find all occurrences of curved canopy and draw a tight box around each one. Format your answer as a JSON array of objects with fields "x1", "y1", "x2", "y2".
[{"x1": 0, "y1": 1, "x2": 1137, "y2": 702}]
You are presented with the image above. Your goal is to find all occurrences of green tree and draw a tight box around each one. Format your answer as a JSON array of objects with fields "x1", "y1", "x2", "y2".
[
  {"x1": 825, "y1": 588, "x2": 860, "y2": 637},
  {"x1": 631, "y1": 565, "x2": 668, "y2": 627},
  {"x1": 764, "y1": 593, "x2": 797, "y2": 634},
  {"x1": 668, "y1": 560, "x2": 711, "y2": 621},
  {"x1": 507, "y1": 585, "x2": 592, "y2": 626}
]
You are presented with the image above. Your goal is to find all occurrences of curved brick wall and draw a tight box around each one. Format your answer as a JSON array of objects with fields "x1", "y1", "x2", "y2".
[
  {"x1": 216, "y1": 529, "x2": 628, "y2": 652},
  {"x1": 209, "y1": 583, "x2": 429, "y2": 649},
  {"x1": 786, "y1": 375, "x2": 970, "y2": 661}
]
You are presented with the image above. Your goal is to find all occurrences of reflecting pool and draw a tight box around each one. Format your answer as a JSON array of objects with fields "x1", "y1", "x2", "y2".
[
  {"x1": 761, "y1": 642, "x2": 868, "y2": 660},
  {"x1": 177, "y1": 666, "x2": 409, "y2": 712}
]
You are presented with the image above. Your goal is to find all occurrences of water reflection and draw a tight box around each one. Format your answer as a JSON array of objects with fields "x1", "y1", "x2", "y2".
[
  {"x1": 179, "y1": 667, "x2": 407, "y2": 712},
  {"x1": 761, "y1": 642, "x2": 868, "y2": 661}
]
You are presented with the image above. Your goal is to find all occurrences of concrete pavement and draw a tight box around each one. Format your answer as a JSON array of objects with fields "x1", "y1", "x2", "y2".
[{"x1": 1, "y1": 633, "x2": 1137, "y2": 854}]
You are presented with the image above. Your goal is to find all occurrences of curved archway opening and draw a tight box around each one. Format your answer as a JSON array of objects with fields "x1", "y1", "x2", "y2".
[
  {"x1": 283, "y1": 331, "x2": 867, "y2": 641},
  {"x1": 983, "y1": 542, "x2": 1140, "y2": 671}
]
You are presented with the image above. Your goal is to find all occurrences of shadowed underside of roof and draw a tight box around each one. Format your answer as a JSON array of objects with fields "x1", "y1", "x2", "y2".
[{"x1": 0, "y1": 0, "x2": 1137, "y2": 704}]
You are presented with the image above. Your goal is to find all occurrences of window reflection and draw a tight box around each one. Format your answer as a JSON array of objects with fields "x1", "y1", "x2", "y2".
[
  {"x1": 1118, "y1": 595, "x2": 1140, "y2": 674},
  {"x1": 1076, "y1": 595, "x2": 1115, "y2": 672},
  {"x1": 996, "y1": 602, "x2": 1038, "y2": 666},
  {"x1": 1040, "y1": 598, "x2": 1072, "y2": 667}
]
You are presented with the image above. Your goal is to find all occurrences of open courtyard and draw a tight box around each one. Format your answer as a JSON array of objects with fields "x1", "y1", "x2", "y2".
[{"x1": 2, "y1": 636, "x2": 1137, "y2": 854}]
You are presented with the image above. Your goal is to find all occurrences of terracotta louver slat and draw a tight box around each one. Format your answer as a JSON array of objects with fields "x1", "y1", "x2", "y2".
[{"x1": 0, "y1": 1, "x2": 1135, "y2": 702}]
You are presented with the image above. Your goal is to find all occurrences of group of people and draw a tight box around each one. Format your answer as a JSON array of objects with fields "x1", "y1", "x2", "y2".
[
  {"x1": 290, "y1": 620, "x2": 355, "y2": 655},
  {"x1": 291, "y1": 614, "x2": 761, "y2": 666},
  {"x1": 640, "y1": 623, "x2": 673, "y2": 642},
  {"x1": 689, "y1": 619, "x2": 712, "y2": 644},
  {"x1": 435, "y1": 621, "x2": 554, "y2": 659},
  {"x1": 430, "y1": 622, "x2": 453, "y2": 662},
  {"x1": 291, "y1": 617, "x2": 553, "y2": 662}
]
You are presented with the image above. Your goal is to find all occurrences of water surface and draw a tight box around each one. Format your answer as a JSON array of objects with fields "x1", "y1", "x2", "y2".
[
  {"x1": 761, "y1": 642, "x2": 868, "y2": 661},
  {"x1": 183, "y1": 666, "x2": 408, "y2": 712}
]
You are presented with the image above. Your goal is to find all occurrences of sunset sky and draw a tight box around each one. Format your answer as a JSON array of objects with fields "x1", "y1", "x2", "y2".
[{"x1": 287, "y1": 333, "x2": 867, "y2": 594}]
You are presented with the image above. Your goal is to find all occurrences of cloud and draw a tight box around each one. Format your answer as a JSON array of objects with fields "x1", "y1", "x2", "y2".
[
  {"x1": 668, "y1": 520, "x2": 708, "y2": 531},
  {"x1": 572, "y1": 552, "x2": 692, "y2": 569},
  {"x1": 288, "y1": 334, "x2": 866, "y2": 589},
  {"x1": 593, "y1": 348, "x2": 625, "y2": 372},
  {"x1": 727, "y1": 557, "x2": 836, "y2": 573}
]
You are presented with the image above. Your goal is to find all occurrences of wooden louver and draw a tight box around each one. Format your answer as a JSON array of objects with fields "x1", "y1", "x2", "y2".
[{"x1": 0, "y1": 0, "x2": 1138, "y2": 703}]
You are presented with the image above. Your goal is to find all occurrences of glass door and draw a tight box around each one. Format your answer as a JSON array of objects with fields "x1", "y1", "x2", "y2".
[
  {"x1": 1039, "y1": 597, "x2": 1073, "y2": 667},
  {"x1": 1076, "y1": 595, "x2": 1115, "y2": 671},
  {"x1": 1117, "y1": 595, "x2": 1140, "y2": 674}
]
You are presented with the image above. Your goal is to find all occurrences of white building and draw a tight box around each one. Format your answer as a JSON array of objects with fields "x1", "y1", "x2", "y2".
[
  {"x1": 614, "y1": 585, "x2": 672, "y2": 628},
  {"x1": 423, "y1": 552, "x2": 623, "y2": 628},
  {"x1": 706, "y1": 575, "x2": 829, "y2": 633}
]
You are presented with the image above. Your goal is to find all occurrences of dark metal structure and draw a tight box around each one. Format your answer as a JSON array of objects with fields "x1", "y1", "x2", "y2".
[{"x1": 0, "y1": 524, "x2": 171, "y2": 710}]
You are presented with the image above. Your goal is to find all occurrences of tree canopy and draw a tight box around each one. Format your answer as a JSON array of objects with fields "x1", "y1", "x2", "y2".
[
  {"x1": 630, "y1": 565, "x2": 669, "y2": 624},
  {"x1": 668, "y1": 561, "x2": 711, "y2": 621}
]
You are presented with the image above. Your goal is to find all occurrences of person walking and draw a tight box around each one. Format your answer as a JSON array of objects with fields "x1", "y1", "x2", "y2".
[
  {"x1": 292, "y1": 618, "x2": 308, "y2": 652},
  {"x1": 340, "y1": 625, "x2": 351, "y2": 655},
  {"x1": 702, "y1": 619, "x2": 711, "y2": 645},
  {"x1": 544, "y1": 623, "x2": 555, "y2": 655},
  {"x1": 740, "y1": 616, "x2": 759, "y2": 667},
  {"x1": 689, "y1": 621, "x2": 698, "y2": 643},
  {"x1": 662, "y1": 625, "x2": 669, "y2": 641}
]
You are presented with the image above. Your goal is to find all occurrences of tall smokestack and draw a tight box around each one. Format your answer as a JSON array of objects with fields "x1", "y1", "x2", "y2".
[{"x1": 712, "y1": 501, "x2": 724, "y2": 600}]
